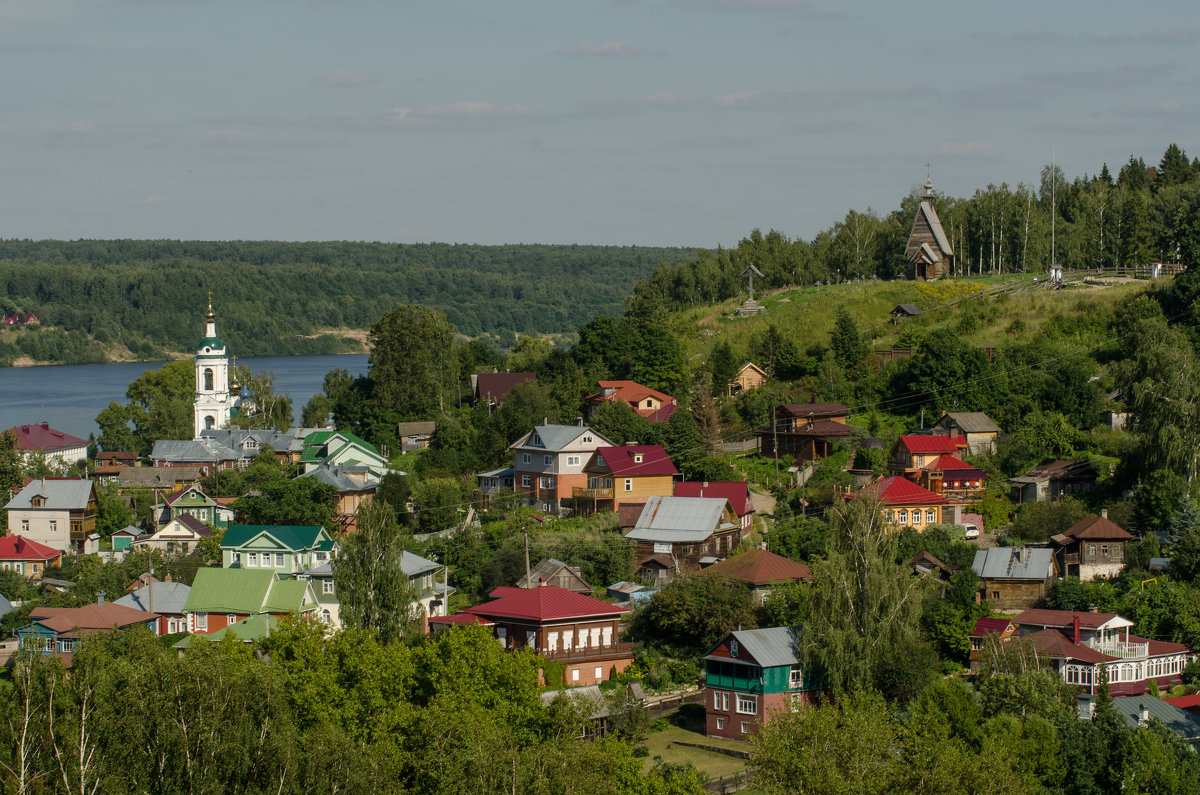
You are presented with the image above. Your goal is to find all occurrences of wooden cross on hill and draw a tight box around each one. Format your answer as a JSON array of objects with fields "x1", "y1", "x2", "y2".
[{"x1": 741, "y1": 264, "x2": 764, "y2": 302}]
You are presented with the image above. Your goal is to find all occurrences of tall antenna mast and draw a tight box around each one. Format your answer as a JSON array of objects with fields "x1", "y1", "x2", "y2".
[{"x1": 1051, "y1": 148, "x2": 1056, "y2": 273}]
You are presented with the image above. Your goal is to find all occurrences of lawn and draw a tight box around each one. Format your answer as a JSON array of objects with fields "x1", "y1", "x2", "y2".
[{"x1": 640, "y1": 720, "x2": 750, "y2": 780}]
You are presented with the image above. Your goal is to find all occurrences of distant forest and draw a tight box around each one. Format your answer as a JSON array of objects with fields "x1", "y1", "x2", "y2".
[{"x1": 0, "y1": 241, "x2": 695, "y2": 366}]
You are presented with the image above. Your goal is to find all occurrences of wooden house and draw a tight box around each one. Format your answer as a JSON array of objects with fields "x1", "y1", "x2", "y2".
[
  {"x1": 472, "y1": 371, "x2": 536, "y2": 407},
  {"x1": 586, "y1": 380, "x2": 677, "y2": 422},
  {"x1": 729, "y1": 362, "x2": 768, "y2": 396},
  {"x1": 857, "y1": 476, "x2": 948, "y2": 531},
  {"x1": 674, "y1": 481, "x2": 755, "y2": 532},
  {"x1": 704, "y1": 627, "x2": 823, "y2": 739},
  {"x1": 625, "y1": 496, "x2": 742, "y2": 582},
  {"x1": 576, "y1": 444, "x2": 678, "y2": 514},
  {"x1": 698, "y1": 548, "x2": 811, "y2": 603},
  {"x1": 182, "y1": 568, "x2": 319, "y2": 635},
  {"x1": 918, "y1": 454, "x2": 987, "y2": 502},
  {"x1": 904, "y1": 178, "x2": 954, "y2": 281},
  {"x1": 1009, "y1": 458, "x2": 1099, "y2": 504},
  {"x1": 0, "y1": 535, "x2": 62, "y2": 580},
  {"x1": 931, "y1": 412, "x2": 1001, "y2": 454},
  {"x1": 887, "y1": 435, "x2": 969, "y2": 480},
  {"x1": 4, "y1": 478, "x2": 97, "y2": 554},
  {"x1": 511, "y1": 423, "x2": 615, "y2": 513},
  {"x1": 756, "y1": 403, "x2": 854, "y2": 463},
  {"x1": 968, "y1": 617, "x2": 1017, "y2": 670},
  {"x1": 17, "y1": 599, "x2": 157, "y2": 664},
  {"x1": 972, "y1": 547, "x2": 1058, "y2": 611},
  {"x1": 1051, "y1": 510, "x2": 1132, "y2": 582},
  {"x1": 517, "y1": 558, "x2": 592, "y2": 594},
  {"x1": 396, "y1": 421, "x2": 436, "y2": 451}
]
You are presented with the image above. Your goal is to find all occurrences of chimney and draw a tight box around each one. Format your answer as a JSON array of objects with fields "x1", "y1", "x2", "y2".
[
  {"x1": 542, "y1": 416, "x2": 549, "y2": 426},
  {"x1": 576, "y1": 416, "x2": 583, "y2": 427},
  {"x1": 539, "y1": 577, "x2": 546, "y2": 587},
  {"x1": 1101, "y1": 508, "x2": 1108, "y2": 519},
  {"x1": 164, "y1": 571, "x2": 173, "y2": 583},
  {"x1": 1073, "y1": 614, "x2": 1081, "y2": 644},
  {"x1": 97, "y1": 590, "x2": 106, "y2": 605},
  {"x1": 1140, "y1": 706, "x2": 1150, "y2": 724},
  {"x1": 1088, "y1": 604, "x2": 1098, "y2": 614}
]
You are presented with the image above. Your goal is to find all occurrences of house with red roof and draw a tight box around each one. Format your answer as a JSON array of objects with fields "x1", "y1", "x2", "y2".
[
  {"x1": 968, "y1": 617, "x2": 1016, "y2": 669},
  {"x1": 4, "y1": 423, "x2": 88, "y2": 468},
  {"x1": 472, "y1": 371, "x2": 537, "y2": 407},
  {"x1": 698, "y1": 548, "x2": 811, "y2": 603},
  {"x1": 431, "y1": 583, "x2": 633, "y2": 686},
  {"x1": 2, "y1": 312, "x2": 39, "y2": 327},
  {"x1": 586, "y1": 381, "x2": 677, "y2": 422},
  {"x1": 1012, "y1": 609, "x2": 1192, "y2": 696},
  {"x1": 888, "y1": 435, "x2": 969, "y2": 480},
  {"x1": 0, "y1": 535, "x2": 62, "y2": 580},
  {"x1": 576, "y1": 445, "x2": 678, "y2": 514},
  {"x1": 756, "y1": 403, "x2": 854, "y2": 463},
  {"x1": 674, "y1": 481, "x2": 755, "y2": 532},
  {"x1": 856, "y1": 476, "x2": 948, "y2": 531},
  {"x1": 1050, "y1": 509, "x2": 1133, "y2": 582},
  {"x1": 16, "y1": 597, "x2": 158, "y2": 665},
  {"x1": 918, "y1": 454, "x2": 987, "y2": 501}
]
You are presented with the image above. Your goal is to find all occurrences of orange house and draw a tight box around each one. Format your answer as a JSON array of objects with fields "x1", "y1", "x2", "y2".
[
  {"x1": 857, "y1": 476, "x2": 949, "y2": 531},
  {"x1": 511, "y1": 423, "x2": 615, "y2": 513},
  {"x1": 576, "y1": 445, "x2": 678, "y2": 514}
]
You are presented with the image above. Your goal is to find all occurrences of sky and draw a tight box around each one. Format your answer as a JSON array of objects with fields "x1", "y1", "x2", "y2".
[{"x1": 0, "y1": 0, "x2": 1196, "y2": 248}]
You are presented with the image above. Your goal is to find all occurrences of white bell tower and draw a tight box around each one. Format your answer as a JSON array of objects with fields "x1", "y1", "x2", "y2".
[{"x1": 193, "y1": 301, "x2": 233, "y2": 439}]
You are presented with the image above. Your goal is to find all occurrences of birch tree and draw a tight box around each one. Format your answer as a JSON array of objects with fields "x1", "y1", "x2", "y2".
[{"x1": 334, "y1": 500, "x2": 423, "y2": 644}]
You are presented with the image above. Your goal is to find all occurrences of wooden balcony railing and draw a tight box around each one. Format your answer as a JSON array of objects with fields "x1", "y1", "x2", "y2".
[
  {"x1": 540, "y1": 641, "x2": 634, "y2": 662},
  {"x1": 572, "y1": 487, "x2": 614, "y2": 500}
]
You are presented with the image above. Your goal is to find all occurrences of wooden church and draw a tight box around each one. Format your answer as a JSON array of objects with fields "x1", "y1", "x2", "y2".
[{"x1": 904, "y1": 178, "x2": 954, "y2": 280}]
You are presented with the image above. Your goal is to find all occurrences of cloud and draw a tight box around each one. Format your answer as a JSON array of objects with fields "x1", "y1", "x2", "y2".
[
  {"x1": 556, "y1": 41, "x2": 647, "y2": 57},
  {"x1": 586, "y1": 84, "x2": 918, "y2": 114},
  {"x1": 314, "y1": 70, "x2": 373, "y2": 88},
  {"x1": 937, "y1": 140, "x2": 997, "y2": 157},
  {"x1": 421, "y1": 101, "x2": 532, "y2": 118},
  {"x1": 671, "y1": 0, "x2": 847, "y2": 18}
]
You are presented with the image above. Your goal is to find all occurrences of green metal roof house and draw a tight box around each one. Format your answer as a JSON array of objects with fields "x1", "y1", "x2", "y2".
[
  {"x1": 220, "y1": 524, "x2": 335, "y2": 573},
  {"x1": 182, "y1": 568, "x2": 318, "y2": 636},
  {"x1": 298, "y1": 431, "x2": 389, "y2": 476}
]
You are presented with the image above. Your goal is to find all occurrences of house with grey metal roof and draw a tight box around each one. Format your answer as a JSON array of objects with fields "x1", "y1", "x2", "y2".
[
  {"x1": 297, "y1": 463, "x2": 380, "y2": 532},
  {"x1": 151, "y1": 438, "x2": 244, "y2": 474},
  {"x1": 931, "y1": 411, "x2": 1002, "y2": 454},
  {"x1": 303, "y1": 549, "x2": 451, "y2": 630},
  {"x1": 625, "y1": 496, "x2": 741, "y2": 582},
  {"x1": 704, "y1": 626, "x2": 822, "y2": 739},
  {"x1": 5, "y1": 478, "x2": 97, "y2": 554},
  {"x1": 1105, "y1": 695, "x2": 1200, "y2": 747},
  {"x1": 972, "y1": 546, "x2": 1058, "y2": 612},
  {"x1": 115, "y1": 580, "x2": 192, "y2": 635},
  {"x1": 509, "y1": 422, "x2": 614, "y2": 513}
]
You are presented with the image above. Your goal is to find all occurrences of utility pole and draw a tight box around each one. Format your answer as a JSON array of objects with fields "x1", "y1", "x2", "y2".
[
  {"x1": 772, "y1": 408, "x2": 781, "y2": 488},
  {"x1": 523, "y1": 531, "x2": 531, "y2": 586}
]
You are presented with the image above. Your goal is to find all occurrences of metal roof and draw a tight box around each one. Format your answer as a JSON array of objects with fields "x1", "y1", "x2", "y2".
[
  {"x1": 298, "y1": 463, "x2": 380, "y2": 492},
  {"x1": 938, "y1": 412, "x2": 1000, "y2": 434},
  {"x1": 706, "y1": 626, "x2": 801, "y2": 669},
  {"x1": 114, "y1": 581, "x2": 192, "y2": 615},
  {"x1": 511, "y1": 424, "x2": 610, "y2": 452},
  {"x1": 626, "y1": 496, "x2": 735, "y2": 543},
  {"x1": 972, "y1": 547, "x2": 1055, "y2": 581},
  {"x1": 220, "y1": 524, "x2": 329, "y2": 552},
  {"x1": 401, "y1": 550, "x2": 440, "y2": 577},
  {"x1": 5, "y1": 478, "x2": 93, "y2": 511},
  {"x1": 1113, "y1": 695, "x2": 1200, "y2": 740},
  {"x1": 182, "y1": 568, "x2": 316, "y2": 614}
]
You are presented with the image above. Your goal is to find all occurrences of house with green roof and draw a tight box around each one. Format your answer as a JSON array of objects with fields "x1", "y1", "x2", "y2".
[
  {"x1": 220, "y1": 524, "x2": 336, "y2": 574},
  {"x1": 299, "y1": 431, "x2": 390, "y2": 477},
  {"x1": 182, "y1": 568, "x2": 318, "y2": 635},
  {"x1": 174, "y1": 613, "x2": 282, "y2": 648}
]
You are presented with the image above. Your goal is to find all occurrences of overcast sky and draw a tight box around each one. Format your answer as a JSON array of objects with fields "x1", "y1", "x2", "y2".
[{"x1": 1, "y1": 0, "x2": 1196, "y2": 247}]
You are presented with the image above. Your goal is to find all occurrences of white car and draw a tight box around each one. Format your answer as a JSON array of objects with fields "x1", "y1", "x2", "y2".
[{"x1": 963, "y1": 524, "x2": 980, "y2": 540}]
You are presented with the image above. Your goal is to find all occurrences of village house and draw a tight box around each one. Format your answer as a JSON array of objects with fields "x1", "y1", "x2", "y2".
[
  {"x1": 175, "y1": 613, "x2": 284, "y2": 648},
  {"x1": 131, "y1": 514, "x2": 214, "y2": 555},
  {"x1": 517, "y1": 558, "x2": 592, "y2": 594},
  {"x1": 4, "y1": 478, "x2": 97, "y2": 554},
  {"x1": 698, "y1": 548, "x2": 811, "y2": 603},
  {"x1": 1109, "y1": 696, "x2": 1200, "y2": 746},
  {"x1": 114, "y1": 465, "x2": 205, "y2": 494},
  {"x1": 889, "y1": 304, "x2": 923, "y2": 323},
  {"x1": 1009, "y1": 458, "x2": 1100, "y2": 504},
  {"x1": 756, "y1": 403, "x2": 854, "y2": 463},
  {"x1": 887, "y1": 435, "x2": 969, "y2": 480},
  {"x1": 154, "y1": 483, "x2": 228, "y2": 529},
  {"x1": 704, "y1": 626, "x2": 823, "y2": 739},
  {"x1": 296, "y1": 549, "x2": 449, "y2": 630},
  {"x1": 908, "y1": 551, "x2": 952, "y2": 582},
  {"x1": 1013, "y1": 609, "x2": 1191, "y2": 696},
  {"x1": 298, "y1": 463, "x2": 378, "y2": 533},
  {"x1": 478, "y1": 466, "x2": 516, "y2": 507},
  {"x1": 972, "y1": 547, "x2": 1059, "y2": 611},
  {"x1": 396, "y1": 421, "x2": 437, "y2": 452},
  {"x1": 1051, "y1": 510, "x2": 1133, "y2": 582},
  {"x1": 967, "y1": 617, "x2": 1017, "y2": 670},
  {"x1": 857, "y1": 476, "x2": 949, "y2": 531},
  {"x1": 220, "y1": 524, "x2": 335, "y2": 574},
  {"x1": 917, "y1": 454, "x2": 987, "y2": 502},
  {"x1": 151, "y1": 438, "x2": 244, "y2": 475},
  {"x1": 575, "y1": 444, "x2": 678, "y2": 514},
  {"x1": 585, "y1": 380, "x2": 677, "y2": 422},
  {"x1": 4, "y1": 423, "x2": 88, "y2": 468},
  {"x1": 930, "y1": 412, "x2": 1001, "y2": 455},
  {"x1": 0, "y1": 535, "x2": 62, "y2": 580},
  {"x1": 17, "y1": 598, "x2": 157, "y2": 663},
  {"x1": 674, "y1": 481, "x2": 755, "y2": 533},
  {"x1": 472, "y1": 371, "x2": 537, "y2": 407},
  {"x1": 728, "y1": 362, "x2": 768, "y2": 396},
  {"x1": 299, "y1": 430, "x2": 390, "y2": 477},
  {"x1": 93, "y1": 450, "x2": 138, "y2": 481},
  {"x1": 114, "y1": 577, "x2": 191, "y2": 636},
  {"x1": 2, "y1": 312, "x2": 39, "y2": 327},
  {"x1": 905, "y1": 177, "x2": 954, "y2": 281},
  {"x1": 182, "y1": 568, "x2": 319, "y2": 635},
  {"x1": 510, "y1": 422, "x2": 615, "y2": 513},
  {"x1": 625, "y1": 496, "x2": 742, "y2": 582},
  {"x1": 199, "y1": 428, "x2": 311, "y2": 465}
]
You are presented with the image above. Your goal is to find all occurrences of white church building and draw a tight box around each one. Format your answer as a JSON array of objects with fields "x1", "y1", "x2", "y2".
[{"x1": 193, "y1": 303, "x2": 243, "y2": 439}]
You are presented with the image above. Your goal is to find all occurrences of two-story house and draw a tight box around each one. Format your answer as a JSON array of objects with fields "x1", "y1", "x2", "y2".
[
  {"x1": 972, "y1": 547, "x2": 1058, "y2": 611},
  {"x1": 510, "y1": 423, "x2": 615, "y2": 513},
  {"x1": 155, "y1": 484, "x2": 228, "y2": 529},
  {"x1": 17, "y1": 598, "x2": 157, "y2": 663},
  {"x1": 585, "y1": 380, "x2": 677, "y2": 422},
  {"x1": 220, "y1": 524, "x2": 336, "y2": 573},
  {"x1": 625, "y1": 496, "x2": 742, "y2": 582},
  {"x1": 917, "y1": 454, "x2": 987, "y2": 502},
  {"x1": 756, "y1": 403, "x2": 854, "y2": 463},
  {"x1": 5, "y1": 423, "x2": 88, "y2": 468},
  {"x1": 114, "y1": 578, "x2": 191, "y2": 636},
  {"x1": 887, "y1": 435, "x2": 969, "y2": 480},
  {"x1": 674, "y1": 481, "x2": 755, "y2": 533},
  {"x1": 1009, "y1": 458, "x2": 1099, "y2": 505},
  {"x1": 298, "y1": 431, "x2": 389, "y2": 477},
  {"x1": 297, "y1": 463, "x2": 379, "y2": 533},
  {"x1": 4, "y1": 478, "x2": 97, "y2": 554},
  {"x1": 930, "y1": 412, "x2": 1001, "y2": 455},
  {"x1": 1051, "y1": 510, "x2": 1132, "y2": 582},
  {"x1": 575, "y1": 445, "x2": 678, "y2": 514},
  {"x1": 857, "y1": 476, "x2": 948, "y2": 531},
  {"x1": 0, "y1": 535, "x2": 62, "y2": 580},
  {"x1": 299, "y1": 549, "x2": 450, "y2": 630},
  {"x1": 131, "y1": 514, "x2": 214, "y2": 554},
  {"x1": 704, "y1": 627, "x2": 823, "y2": 739},
  {"x1": 182, "y1": 568, "x2": 319, "y2": 635},
  {"x1": 1013, "y1": 609, "x2": 1191, "y2": 696},
  {"x1": 433, "y1": 583, "x2": 633, "y2": 686},
  {"x1": 151, "y1": 438, "x2": 245, "y2": 475}
]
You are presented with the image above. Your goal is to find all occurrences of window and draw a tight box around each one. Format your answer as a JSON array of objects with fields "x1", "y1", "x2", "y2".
[
  {"x1": 547, "y1": 477, "x2": 555, "y2": 488},
  {"x1": 567, "y1": 456, "x2": 580, "y2": 466},
  {"x1": 885, "y1": 511, "x2": 893, "y2": 523},
  {"x1": 20, "y1": 520, "x2": 29, "y2": 533},
  {"x1": 539, "y1": 477, "x2": 547, "y2": 489},
  {"x1": 544, "y1": 455, "x2": 552, "y2": 466},
  {"x1": 633, "y1": 453, "x2": 643, "y2": 463},
  {"x1": 716, "y1": 718, "x2": 725, "y2": 730},
  {"x1": 195, "y1": 613, "x2": 208, "y2": 631},
  {"x1": 1088, "y1": 544, "x2": 1096, "y2": 557},
  {"x1": 547, "y1": 632, "x2": 559, "y2": 652},
  {"x1": 275, "y1": 553, "x2": 285, "y2": 567},
  {"x1": 926, "y1": 509, "x2": 936, "y2": 523},
  {"x1": 521, "y1": 454, "x2": 531, "y2": 464},
  {"x1": 714, "y1": 691, "x2": 729, "y2": 711},
  {"x1": 591, "y1": 627, "x2": 601, "y2": 648},
  {"x1": 624, "y1": 478, "x2": 633, "y2": 492},
  {"x1": 790, "y1": 668, "x2": 803, "y2": 689},
  {"x1": 601, "y1": 626, "x2": 612, "y2": 647},
  {"x1": 583, "y1": 436, "x2": 592, "y2": 443},
  {"x1": 204, "y1": 368, "x2": 214, "y2": 391},
  {"x1": 497, "y1": 627, "x2": 507, "y2": 647},
  {"x1": 741, "y1": 722, "x2": 750, "y2": 734},
  {"x1": 563, "y1": 630, "x2": 573, "y2": 650},
  {"x1": 1100, "y1": 544, "x2": 1109, "y2": 557},
  {"x1": 898, "y1": 509, "x2": 909, "y2": 524},
  {"x1": 322, "y1": 609, "x2": 331, "y2": 623},
  {"x1": 48, "y1": 520, "x2": 57, "y2": 533},
  {"x1": 594, "y1": 666, "x2": 603, "y2": 680},
  {"x1": 572, "y1": 669, "x2": 580, "y2": 682},
  {"x1": 730, "y1": 639, "x2": 739, "y2": 657},
  {"x1": 736, "y1": 695, "x2": 756, "y2": 715},
  {"x1": 248, "y1": 552, "x2": 258, "y2": 567},
  {"x1": 911, "y1": 511, "x2": 922, "y2": 525},
  {"x1": 322, "y1": 580, "x2": 334, "y2": 595},
  {"x1": 521, "y1": 475, "x2": 531, "y2": 488}
]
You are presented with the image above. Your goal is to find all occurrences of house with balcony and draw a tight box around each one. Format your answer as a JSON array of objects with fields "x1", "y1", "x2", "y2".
[
  {"x1": 917, "y1": 454, "x2": 987, "y2": 502},
  {"x1": 297, "y1": 463, "x2": 379, "y2": 533},
  {"x1": 1013, "y1": 609, "x2": 1192, "y2": 696},
  {"x1": 856, "y1": 476, "x2": 948, "y2": 531},
  {"x1": 510, "y1": 422, "x2": 615, "y2": 513},
  {"x1": 182, "y1": 568, "x2": 319, "y2": 635},
  {"x1": 585, "y1": 380, "x2": 677, "y2": 422},
  {"x1": 431, "y1": 583, "x2": 633, "y2": 686},
  {"x1": 132, "y1": 514, "x2": 214, "y2": 554},
  {"x1": 674, "y1": 481, "x2": 755, "y2": 532},
  {"x1": 1051, "y1": 510, "x2": 1132, "y2": 582},
  {"x1": 930, "y1": 412, "x2": 1001, "y2": 454},
  {"x1": 154, "y1": 483, "x2": 228, "y2": 529},
  {"x1": 298, "y1": 430, "x2": 389, "y2": 477},
  {"x1": 575, "y1": 445, "x2": 678, "y2": 514},
  {"x1": 756, "y1": 403, "x2": 854, "y2": 463},
  {"x1": 0, "y1": 535, "x2": 62, "y2": 580},
  {"x1": 4, "y1": 478, "x2": 97, "y2": 554},
  {"x1": 220, "y1": 524, "x2": 335, "y2": 574},
  {"x1": 625, "y1": 496, "x2": 742, "y2": 582},
  {"x1": 887, "y1": 435, "x2": 969, "y2": 480},
  {"x1": 704, "y1": 626, "x2": 823, "y2": 739}
]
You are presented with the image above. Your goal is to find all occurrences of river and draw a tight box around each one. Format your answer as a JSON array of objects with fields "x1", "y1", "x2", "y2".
[{"x1": 0, "y1": 354, "x2": 370, "y2": 441}]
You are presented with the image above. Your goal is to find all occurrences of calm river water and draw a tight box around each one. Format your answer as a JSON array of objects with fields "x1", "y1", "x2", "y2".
[{"x1": 0, "y1": 354, "x2": 369, "y2": 441}]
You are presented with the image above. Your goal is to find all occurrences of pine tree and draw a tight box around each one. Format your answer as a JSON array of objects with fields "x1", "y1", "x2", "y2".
[{"x1": 830, "y1": 306, "x2": 869, "y2": 371}]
